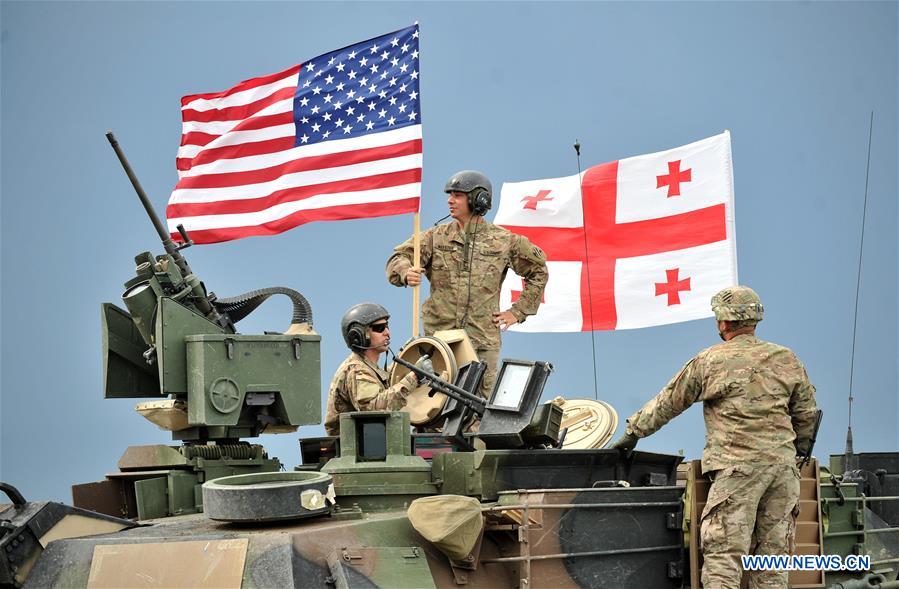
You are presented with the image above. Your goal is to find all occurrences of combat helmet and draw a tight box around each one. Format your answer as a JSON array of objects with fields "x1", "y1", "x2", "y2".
[
  {"x1": 341, "y1": 302, "x2": 389, "y2": 350},
  {"x1": 710, "y1": 286, "x2": 764, "y2": 323},
  {"x1": 444, "y1": 170, "x2": 492, "y2": 216}
]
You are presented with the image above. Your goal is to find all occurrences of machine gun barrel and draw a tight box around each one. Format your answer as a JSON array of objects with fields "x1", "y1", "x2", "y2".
[
  {"x1": 105, "y1": 132, "x2": 192, "y2": 276},
  {"x1": 392, "y1": 356, "x2": 487, "y2": 416},
  {"x1": 106, "y1": 132, "x2": 232, "y2": 330}
]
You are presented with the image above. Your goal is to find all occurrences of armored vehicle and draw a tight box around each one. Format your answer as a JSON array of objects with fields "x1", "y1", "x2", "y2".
[{"x1": 1, "y1": 136, "x2": 898, "y2": 589}]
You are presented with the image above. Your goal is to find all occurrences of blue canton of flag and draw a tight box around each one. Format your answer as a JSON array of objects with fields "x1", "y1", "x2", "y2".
[{"x1": 294, "y1": 24, "x2": 420, "y2": 146}]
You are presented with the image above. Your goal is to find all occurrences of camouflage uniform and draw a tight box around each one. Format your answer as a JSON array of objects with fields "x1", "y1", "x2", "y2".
[
  {"x1": 323, "y1": 353, "x2": 418, "y2": 436},
  {"x1": 386, "y1": 219, "x2": 548, "y2": 396},
  {"x1": 625, "y1": 334, "x2": 817, "y2": 589}
]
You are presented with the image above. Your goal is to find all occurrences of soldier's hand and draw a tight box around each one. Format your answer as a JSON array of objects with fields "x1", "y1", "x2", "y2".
[
  {"x1": 610, "y1": 432, "x2": 639, "y2": 452},
  {"x1": 795, "y1": 437, "x2": 811, "y2": 456},
  {"x1": 404, "y1": 267, "x2": 423, "y2": 287},
  {"x1": 492, "y1": 310, "x2": 518, "y2": 331},
  {"x1": 414, "y1": 354, "x2": 433, "y2": 375},
  {"x1": 401, "y1": 371, "x2": 419, "y2": 387}
]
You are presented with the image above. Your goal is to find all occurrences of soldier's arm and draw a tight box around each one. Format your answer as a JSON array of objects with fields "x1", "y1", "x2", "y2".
[
  {"x1": 789, "y1": 361, "x2": 818, "y2": 444},
  {"x1": 323, "y1": 403, "x2": 341, "y2": 436},
  {"x1": 386, "y1": 229, "x2": 433, "y2": 287},
  {"x1": 626, "y1": 358, "x2": 703, "y2": 438},
  {"x1": 386, "y1": 236, "x2": 414, "y2": 287},
  {"x1": 507, "y1": 235, "x2": 548, "y2": 323},
  {"x1": 351, "y1": 371, "x2": 419, "y2": 412},
  {"x1": 323, "y1": 370, "x2": 349, "y2": 436}
]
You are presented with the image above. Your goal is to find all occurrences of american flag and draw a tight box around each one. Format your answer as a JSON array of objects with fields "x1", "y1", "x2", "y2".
[{"x1": 167, "y1": 24, "x2": 422, "y2": 244}]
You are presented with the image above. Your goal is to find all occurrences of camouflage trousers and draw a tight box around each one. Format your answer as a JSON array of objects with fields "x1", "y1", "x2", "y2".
[
  {"x1": 476, "y1": 348, "x2": 499, "y2": 399},
  {"x1": 700, "y1": 463, "x2": 800, "y2": 589}
]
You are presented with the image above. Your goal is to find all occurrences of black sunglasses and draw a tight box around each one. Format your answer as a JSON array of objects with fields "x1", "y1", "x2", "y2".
[{"x1": 369, "y1": 322, "x2": 389, "y2": 333}]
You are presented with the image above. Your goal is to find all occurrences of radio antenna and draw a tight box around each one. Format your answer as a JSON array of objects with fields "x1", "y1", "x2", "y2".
[
  {"x1": 844, "y1": 110, "x2": 874, "y2": 470},
  {"x1": 574, "y1": 140, "x2": 599, "y2": 400}
]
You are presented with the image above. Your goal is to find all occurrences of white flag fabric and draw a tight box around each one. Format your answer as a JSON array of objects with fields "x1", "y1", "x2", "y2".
[{"x1": 495, "y1": 131, "x2": 738, "y2": 332}]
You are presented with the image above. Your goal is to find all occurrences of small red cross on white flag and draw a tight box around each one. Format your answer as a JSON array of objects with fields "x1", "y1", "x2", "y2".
[
  {"x1": 495, "y1": 131, "x2": 738, "y2": 332},
  {"x1": 520, "y1": 190, "x2": 554, "y2": 210}
]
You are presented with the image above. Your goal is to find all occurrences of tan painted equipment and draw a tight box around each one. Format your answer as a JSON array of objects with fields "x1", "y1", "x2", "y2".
[
  {"x1": 552, "y1": 398, "x2": 619, "y2": 449},
  {"x1": 390, "y1": 329, "x2": 479, "y2": 426}
]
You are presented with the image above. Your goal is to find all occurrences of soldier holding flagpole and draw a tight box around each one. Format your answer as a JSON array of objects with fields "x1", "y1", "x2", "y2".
[{"x1": 386, "y1": 170, "x2": 548, "y2": 398}]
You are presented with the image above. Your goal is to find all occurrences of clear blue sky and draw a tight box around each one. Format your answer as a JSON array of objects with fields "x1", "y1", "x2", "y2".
[{"x1": 2, "y1": 1, "x2": 896, "y2": 502}]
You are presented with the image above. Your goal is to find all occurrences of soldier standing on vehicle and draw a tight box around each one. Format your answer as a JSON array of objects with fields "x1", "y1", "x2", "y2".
[
  {"x1": 324, "y1": 303, "x2": 430, "y2": 436},
  {"x1": 386, "y1": 170, "x2": 548, "y2": 398},
  {"x1": 611, "y1": 286, "x2": 818, "y2": 589}
]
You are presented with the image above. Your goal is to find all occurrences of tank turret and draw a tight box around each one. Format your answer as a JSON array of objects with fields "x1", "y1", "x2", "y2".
[{"x1": 72, "y1": 134, "x2": 322, "y2": 520}]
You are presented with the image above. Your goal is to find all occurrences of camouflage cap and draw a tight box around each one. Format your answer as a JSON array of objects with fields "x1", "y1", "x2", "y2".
[{"x1": 710, "y1": 285, "x2": 764, "y2": 322}]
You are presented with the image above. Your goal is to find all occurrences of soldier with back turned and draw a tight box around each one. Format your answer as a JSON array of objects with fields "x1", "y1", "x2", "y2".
[{"x1": 611, "y1": 286, "x2": 818, "y2": 589}]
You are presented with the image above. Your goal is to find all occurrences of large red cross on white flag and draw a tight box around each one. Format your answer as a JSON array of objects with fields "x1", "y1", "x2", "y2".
[{"x1": 495, "y1": 131, "x2": 737, "y2": 332}]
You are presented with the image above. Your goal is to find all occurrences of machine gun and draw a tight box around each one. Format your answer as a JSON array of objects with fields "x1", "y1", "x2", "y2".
[
  {"x1": 75, "y1": 134, "x2": 324, "y2": 520},
  {"x1": 392, "y1": 354, "x2": 562, "y2": 450},
  {"x1": 392, "y1": 355, "x2": 487, "y2": 415},
  {"x1": 106, "y1": 132, "x2": 233, "y2": 334},
  {"x1": 102, "y1": 132, "x2": 321, "y2": 442}
]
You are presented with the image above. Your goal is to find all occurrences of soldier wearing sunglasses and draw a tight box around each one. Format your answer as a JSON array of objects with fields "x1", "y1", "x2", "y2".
[{"x1": 324, "y1": 302, "x2": 430, "y2": 436}]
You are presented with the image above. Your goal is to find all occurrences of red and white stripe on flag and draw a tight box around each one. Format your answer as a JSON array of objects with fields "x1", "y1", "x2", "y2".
[
  {"x1": 168, "y1": 25, "x2": 422, "y2": 244},
  {"x1": 496, "y1": 131, "x2": 737, "y2": 332}
]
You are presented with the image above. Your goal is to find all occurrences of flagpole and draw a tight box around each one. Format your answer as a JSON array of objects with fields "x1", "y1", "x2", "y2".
[
  {"x1": 412, "y1": 212, "x2": 421, "y2": 337},
  {"x1": 411, "y1": 18, "x2": 421, "y2": 338}
]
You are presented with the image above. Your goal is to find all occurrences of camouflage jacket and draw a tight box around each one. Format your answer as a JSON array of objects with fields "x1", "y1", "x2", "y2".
[
  {"x1": 323, "y1": 353, "x2": 417, "y2": 436},
  {"x1": 386, "y1": 219, "x2": 548, "y2": 350},
  {"x1": 625, "y1": 334, "x2": 818, "y2": 473}
]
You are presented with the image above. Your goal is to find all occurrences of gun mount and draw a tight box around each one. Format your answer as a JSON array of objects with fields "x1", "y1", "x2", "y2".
[
  {"x1": 101, "y1": 133, "x2": 320, "y2": 443},
  {"x1": 71, "y1": 134, "x2": 323, "y2": 520},
  {"x1": 393, "y1": 355, "x2": 562, "y2": 450}
]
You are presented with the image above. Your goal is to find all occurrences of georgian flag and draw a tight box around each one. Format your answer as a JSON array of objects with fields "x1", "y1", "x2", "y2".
[{"x1": 496, "y1": 131, "x2": 737, "y2": 332}]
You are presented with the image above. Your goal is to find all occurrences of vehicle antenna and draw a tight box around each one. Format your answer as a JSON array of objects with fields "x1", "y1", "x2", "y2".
[
  {"x1": 574, "y1": 140, "x2": 599, "y2": 401},
  {"x1": 845, "y1": 110, "x2": 874, "y2": 470}
]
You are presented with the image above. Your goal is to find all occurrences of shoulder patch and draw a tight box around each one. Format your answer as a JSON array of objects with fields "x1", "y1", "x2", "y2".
[
  {"x1": 516, "y1": 238, "x2": 546, "y2": 262},
  {"x1": 354, "y1": 377, "x2": 381, "y2": 403},
  {"x1": 353, "y1": 369, "x2": 380, "y2": 383}
]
